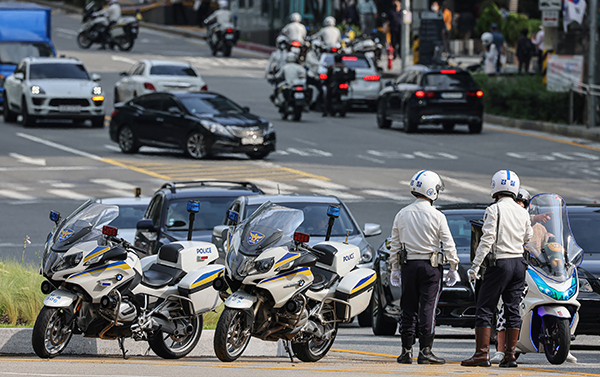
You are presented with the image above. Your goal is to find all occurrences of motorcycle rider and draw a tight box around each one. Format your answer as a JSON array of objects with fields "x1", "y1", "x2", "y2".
[
  {"x1": 462, "y1": 170, "x2": 533, "y2": 368},
  {"x1": 389, "y1": 170, "x2": 460, "y2": 365},
  {"x1": 313, "y1": 16, "x2": 342, "y2": 49},
  {"x1": 304, "y1": 39, "x2": 324, "y2": 108},
  {"x1": 281, "y1": 12, "x2": 307, "y2": 44},
  {"x1": 205, "y1": 0, "x2": 233, "y2": 46},
  {"x1": 265, "y1": 35, "x2": 289, "y2": 78},
  {"x1": 93, "y1": 0, "x2": 121, "y2": 50},
  {"x1": 322, "y1": 54, "x2": 345, "y2": 117},
  {"x1": 271, "y1": 52, "x2": 306, "y2": 108}
]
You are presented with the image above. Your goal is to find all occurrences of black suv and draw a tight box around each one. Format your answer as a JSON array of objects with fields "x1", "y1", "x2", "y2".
[
  {"x1": 134, "y1": 180, "x2": 263, "y2": 255},
  {"x1": 376, "y1": 65, "x2": 484, "y2": 133}
]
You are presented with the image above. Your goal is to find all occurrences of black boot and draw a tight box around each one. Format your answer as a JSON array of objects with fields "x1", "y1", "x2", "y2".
[
  {"x1": 397, "y1": 333, "x2": 414, "y2": 364},
  {"x1": 417, "y1": 334, "x2": 445, "y2": 364}
]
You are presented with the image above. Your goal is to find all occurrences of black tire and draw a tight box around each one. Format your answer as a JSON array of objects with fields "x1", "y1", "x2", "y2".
[
  {"x1": 214, "y1": 308, "x2": 252, "y2": 362},
  {"x1": 117, "y1": 35, "x2": 135, "y2": 52},
  {"x1": 357, "y1": 303, "x2": 372, "y2": 327},
  {"x1": 442, "y1": 122, "x2": 455, "y2": 132},
  {"x1": 32, "y1": 306, "x2": 73, "y2": 358},
  {"x1": 118, "y1": 125, "x2": 139, "y2": 153},
  {"x1": 376, "y1": 99, "x2": 392, "y2": 129},
  {"x1": 114, "y1": 88, "x2": 120, "y2": 105},
  {"x1": 223, "y1": 42, "x2": 233, "y2": 57},
  {"x1": 371, "y1": 283, "x2": 397, "y2": 335},
  {"x1": 469, "y1": 120, "x2": 483, "y2": 134},
  {"x1": 542, "y1": 316, "x2": 570, "y2": 364},
  {"x1": 184, "y1": 131, "x2": 209, "y2": 159},
  {"x1": 292, "y1": 106, "x2": 302, "y2": 121},
  {"x1": 246, "y1": 150, "x2": 270, "y2": 159},
  {"x1": 292, "y1": 322, "x2": 338, "y2": 362},
  {"x1": 3, "y1": 93, "x2": 17, "y2": 122},
  {"x1": 91, "y1": 116, "x2": 105, "y2": 128},
  {"x1": 21, "y1": 98, "x2": 36, "y2": 128},
  {"x1": 147, "y1": 315, "x2": 203, "y2": 359},
  {"x1": 404, "y1": 106, "x2": 418, "y2": 133},
  {"x1": 76, "y1": 31, "x2": 93, "y2": 49}
]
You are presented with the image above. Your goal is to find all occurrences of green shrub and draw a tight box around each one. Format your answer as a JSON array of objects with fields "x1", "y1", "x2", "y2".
[
  {"x1": 502, "y1": 13, "x2": 529, "y2": 46},
  {"x1": 475, "y1": 3, "x2": 503, "y2": 37},
  {"x1": 528, "y1": 19, "x2": 542, "y2": 36},
  {"x1": 0, "y1": 260, "x2": 45, "y2": 326}
]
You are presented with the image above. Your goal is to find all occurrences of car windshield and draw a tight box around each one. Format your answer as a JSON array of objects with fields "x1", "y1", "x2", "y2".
[
  {"x1": 567, "y1": 211, "x2": 600, "y2": 254},
  {"x1": 323, "y1": 54, "x2": 371, "y2": 69},
  {"x1": 150, "y1": 65, "x2": 197, "y2": 77},
  {"x1": 245, "y1": 202, "x2": 358, "y2": 237},
  {"x1": 164, "y1": 197, "x2": 238, "y2": 231},
  {"x1": 107, "y1": 204, "x2": 147, "y2": 229},
  {"x1": 445, "y1": 212, "x2": 485, "y2": 249},
  {"x1": 0, "y1": 42, "x2": 54, "y2": 65},
  {"x1": 30, "y1": 63, "x2": 90, "y2": 80},
  {"x1": 180, "y1": 95, "x2": 245, "y2": 115},
  {"x1": 423, "y1": 72, "x2": 475, "y2": 89}
]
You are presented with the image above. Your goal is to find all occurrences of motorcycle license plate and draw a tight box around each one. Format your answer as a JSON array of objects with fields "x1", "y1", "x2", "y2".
[
  {"x1": 225, "y1": 34, "x2": 234, "y2": 39},
  {"x1": 242, "y1": 137, "x2": 264, "y2": 145},
  {"x1": 59, "y1": 105, "x2": 82, "y2": 112},
  {"x1": 441, "y1": 92, "x2": 463, "y2": 99},
  {"x1": 291, "y1": 47, "x2": 300, "y2": 53},
  {"x1": 294, "y1": 92, "x2": 305, "y2": 99}
]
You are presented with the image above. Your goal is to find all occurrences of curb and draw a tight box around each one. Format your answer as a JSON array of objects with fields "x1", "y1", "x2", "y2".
[{"x1": 0, "y1": 328, "x2": 286, "y2": 357}]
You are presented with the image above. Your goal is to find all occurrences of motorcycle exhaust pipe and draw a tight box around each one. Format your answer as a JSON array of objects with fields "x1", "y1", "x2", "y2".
[{"x1": 148, "y1": 317, "x2": 177, "y2": 335}]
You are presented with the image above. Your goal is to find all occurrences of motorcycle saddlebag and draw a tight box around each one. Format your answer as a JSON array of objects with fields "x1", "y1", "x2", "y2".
[
  {"x1": 177, "y1": 264, "x2": 224, "y2": 314},
  {"x1": 334, "y1": 268, "x2": 376, "y2": 321}
]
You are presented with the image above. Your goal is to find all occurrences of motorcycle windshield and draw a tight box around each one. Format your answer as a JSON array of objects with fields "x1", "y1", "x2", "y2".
[
  {"x1": 230, "y1": 201, "x2": 304, "y2": 257},
  {"x1": 526, "y1": 193, "x2": 584, "y2": 281}
]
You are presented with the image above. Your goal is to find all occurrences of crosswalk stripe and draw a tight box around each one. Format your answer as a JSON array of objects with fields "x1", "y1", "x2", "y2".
[
  {"x1": 310, "y1": 189, "x2": 364, "y2": 200},
  {"x1": 441, "y1": 176, "x2": 489, "y2": 195},
  {"x1": 362, "y1": 190, "x2": 411, "y2": 202},
  {"x1": 0, "y1": 190, "x2": 35, "y2": 200},
  {"x1": 91, "y1": 178, "x2": 137, "y2": 191},
  {"x1": 298, "y1": 178, "x2": 347, "y2": 190},
  {"x1": 104, "y1": 188, "x2": 135, "y2": 197},
  {"x1": 48, "y1": 189, "x2": 90, "y2": 200}
]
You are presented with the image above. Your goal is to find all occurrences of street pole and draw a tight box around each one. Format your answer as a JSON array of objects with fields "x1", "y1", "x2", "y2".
[
  {"x1": 401, "y1": 0, "x2": 411, "y2": 71},
  {"x1": 588, "y1": 0, "x2": 597, "y2": 128}
]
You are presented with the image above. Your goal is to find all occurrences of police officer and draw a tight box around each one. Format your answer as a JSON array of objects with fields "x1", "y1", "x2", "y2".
[
  {"x1": 272, "y1": 52, "x2": 306, "y2": 107},
  {"x1": 389, "y1": 170, "x2": 460, "y2": 365},
  {"x1": 281, "y1": 13, "x2": 307, "y2": 43},
  {"x1": 93, "y1": 0, "x2": 121, "y2": 50},
  {"x1": 462, "y1": 170, "x2": 533, "y2": 368},
  {"x1": 313, "y1": 16, "x2": 342, "y2": 48}
]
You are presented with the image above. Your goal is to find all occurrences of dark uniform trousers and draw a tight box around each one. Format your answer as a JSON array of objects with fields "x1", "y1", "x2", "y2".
[
  {"x1": 475, "y1": 257, "x2": 528, "y2": 329},
  {"x1": 400, "y1": 260, "x2": 443, "y2": 336}
]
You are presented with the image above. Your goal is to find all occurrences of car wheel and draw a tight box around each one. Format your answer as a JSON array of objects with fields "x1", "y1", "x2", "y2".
[
  {"x1": 184, "y1": 131, "x2": 210, "y2": 159},
  {"x1": 118, "y1": 125, "x2": 139, "y2": 153},
  {"x1": 114, "y1": 88, "x2": 120, "y2": 105},
  {"x1": 21, "y1": 98, "x2": 36, "y2": 128},
  {"x1": 3, "y1": 93, "x2": 18, "y2": 123},
  {"x1": 246, "y1": 150, "x2": 270, "y2": 160},
  {"x1": 371, "y1": 278, "x2": 397, "y2": 336},
  {"x1": 469, "y1": 120, "x2": 483, "y2": 134},
  {"x1": 442, "y1": 122, "x2": 455, "y2": 132},
  {"x1": 376, "y1": 100, "x2": 392, "y2": 129},
  {"x1": 91, "y1": 116, "x2": 105, "y2": 128},
  {"x1": 404, "y1": 106, "x2": 418, "y2": 133}
]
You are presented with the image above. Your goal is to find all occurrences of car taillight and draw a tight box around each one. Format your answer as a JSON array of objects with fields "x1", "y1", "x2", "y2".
[
  {"x1": 467, "y1": 90, "x2": 484, "y2": 97},
  {"x1": 226, "y1": 28, "x2": 233, "y2": 33},
  {"x1": 291, "y1": 40, "x2": 301, "y2": 47},
  {"x1": 144, "y1": 82, "x2": 156, "y2": 90},
  {"x1": 331, "y1": 47, "x2": 338, "y2": 52},
  {"x1": 111, "y1": 110, "x2": 118, "y2": 117},
  {"x1": 440, "y1": 69, "x2": 456, "y2": 74},
  {"x1": 319, "y1": 74, "x2": 328, "y2": 80},
  {"x1": 295, "y1": 86, "x2": 304, "y2": 91},
  {"x1": 363, "y1": 74, "x2": 380, "y2": 81},
  {"x1": 415, "y1": 91, "x2": 435, "y2": 98},
  {"x1": 339, "y1": 83, "x2": 349, "y2": 89},
  {"x1": 201, "y1": 85, "x2": 208, "y2": 91},
  {"x1": 342, "y1": 56, "x2": 358, "y2": 61}
]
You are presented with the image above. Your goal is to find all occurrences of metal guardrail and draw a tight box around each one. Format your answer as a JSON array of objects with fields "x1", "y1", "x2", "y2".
[{"x1": 569, "y1": 82, "x2": 600, "y2": 127}]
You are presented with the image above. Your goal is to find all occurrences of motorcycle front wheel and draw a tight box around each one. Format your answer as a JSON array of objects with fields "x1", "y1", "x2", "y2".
[
  {"x1": 147, "y1": 315, "x2": 203, "y2": 359},
  {"x1": 214, "y1": 308, "x2": 251, "y2": 362},
  {"x1": 32, "y1": 306, "x2": 74, "y2": 358},
  {"x1": 76, "y1": 31, "x2": 93, "y2": 49},
  {"x1": 542, "y1": 316, "x2": 570, "y2": 364},
  {"x1": 292, "y1": 321, "x2": 338, "y2": 362},
  {"x1": 117, "y1": 35, "x2": 135, "y2": 51}
]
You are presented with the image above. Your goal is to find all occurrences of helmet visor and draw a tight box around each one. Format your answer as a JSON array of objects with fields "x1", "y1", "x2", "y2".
[{"x1": 437, "y1": 176, "x2": 445, "y2": 193}]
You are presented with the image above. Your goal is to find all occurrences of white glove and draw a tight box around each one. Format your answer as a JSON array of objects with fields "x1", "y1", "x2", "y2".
[
  {"x1": 390, "y1": 269, "x2": 401, "y2": 287},
  {"x1": 467, "y1": 265, "x2": 480, "y2": 282},
  {"x1": 445, "y1": 270, "x2": 459, "y2": 287}
]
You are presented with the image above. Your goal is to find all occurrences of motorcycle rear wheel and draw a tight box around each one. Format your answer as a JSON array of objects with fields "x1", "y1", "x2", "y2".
[
  {"x1": 292, "y1": 106, "x2": 302, "y2": 121},
  {"x1": 147, "y1": 315, "x2": 203, "y2": 359},
  {"x1": 292, "y1": 321, "x2": 338, "y2": 362},
  {"x1": 117, "y1": 35, "x2": 135, "y2": 51},
  {"x1": 214, "y1": 308, "x2": 252, "y2": 362},
  {"x1": 32, "y1": 306, "x2": 73, "y2": 358},
  {"x1": 76, "y1": 31, "x2": 93, "y2": 49},
  {"x1": 223, "y1": 42, "x2": 233, "y2": 57},
  {"x1": 542, "y1": 316, "x2": 570, "y2": 364}
]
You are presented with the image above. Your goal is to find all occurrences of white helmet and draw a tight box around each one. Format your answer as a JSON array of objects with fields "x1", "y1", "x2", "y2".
[
  {"x1": 276, "y1": 35, "x2": 288, "y2": 49},
  {"x1": 324, "y1": 16, "x2": 336, "y2": 27},
  {"x1": 481, "y1": 32, "x2": 493, "y2": 46},
  {"x1": 218, "y1": 0, "x2": 228, "y2": 9},
  {"x1": 290, "y1": 12, "x2": 302, "y2": 23},
  {"x1": 490, "y1": 170, "x2": 520, "y2": 199},
  {"x1": 516, "y1": 188, "x2": 531, "y2": 207},
  {"x1": 285, "y1": 51, "x2": 297, "y2": 63},
  {"x1": 409, "y1": 170, "x2": 445, "y2": 202}
]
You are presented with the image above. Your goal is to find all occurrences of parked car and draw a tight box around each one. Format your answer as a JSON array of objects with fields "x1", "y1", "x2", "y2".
[
  {"x1": 134, "y1": 180, "x2": 263, "y2": 255},
  {"x1": 114, "y1": 60, "x2": 207, "y2": 104},
  {"x1": 3, "y1": 57, "x2": 105, "y2": 127},
  {"x1": 376, "y1": 65, "x2": 483, "y2": 133},
  {"x1": 97, "y1": 194, "x2": 150, "y2": 244},
  {"x1": 318, "y1": 53, "x2": 381, "y2": 110},
  {"x1": 109, "y1": 91, "x2": 276, "y2": 159}
]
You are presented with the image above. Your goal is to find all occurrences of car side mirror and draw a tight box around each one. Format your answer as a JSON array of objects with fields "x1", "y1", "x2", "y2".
[
  {"x1": 168, "y1": 106, "x2": 183, "y2": 115},
  {"x1": 91, "y1": 73, "x2": 101, "y2": 82},
  {"x1": 243, "y1": 106, "x2": 250, "y2": 113},
  {"x1": 137, "y1": 219, "x2": 156, "y2": 232},
  {"x1": 363, "y1": 223, "x2": 382, "y2": 237},
  {"x1": 213, "y1": 224, "x2": 228, "y2": 240},
  {"x1": 13, "y1": 72, "x2": 24, "y2": 81},
  {"x1": 119, "y1": 71, "x2": 128, "y2": 77}
]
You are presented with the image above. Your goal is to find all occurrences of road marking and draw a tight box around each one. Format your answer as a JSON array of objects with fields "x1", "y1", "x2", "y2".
[
  {"x1": 104, "y1": 144, "x2": 121, "y2": 152},
  {"x1": 104, "y1": 188, "x2": 135, "y2": 197},
  {"x1": 48, "y1": 189, "x2": 89, "y2": 200},
  {"x1": 357, "y1": 154, "x2": 385, "y2": 164},
  {"x1": 251, "y1": 179, "x2": 298, "y2": 194},
  {"x1": 0, "y1": 190, "x2": 35, "y2": 200},
  {"x1": 0, "y1": 166, "x2": 121, "y2": 172},
  {"x1": 299, "y1": 178, "x2": 347, "y2": 190},
  {"x1": 488, "y1": 124, "x2": 600, "y2": 153},
  {"x1": 362, "y1": 190, "x2": 411, "y2": 202},
  {"x1": 294, "y1": 138, "x2": 318, "y2": 146},
  {"x1": 310, "y1": 189, "x2": 364, "y2": 200},
  {"x1": 286, "y1": 148, "x2": 332, "y2": 157},
  {"x1": 368, "y1": 150, "x2": 415, "y2": 159},
  {"x1": 111, "y1": 55, "x2": 137, "y2": 65},
  {"x1": 91, "y1": 178, "x2": 137, "y2": 191},
  {"x1": 17, "y1": 133, "x2": 103, "y2": 161},
  {"x1": 8, "y1": 153, "x2": 46, "y2": 166},
  {"x1": 441, "y1": 176, "x2": 490, "y2": 195},
  {"x1": 56, "y1": 27, "x2": 77, "y2": 36},
  {"x1": 41, "y1": 180, "x2": 75, "y2": 189},
  {"x1": 506, "y1": 152, "x2": 556, "y2": 161},
  {"x1": 413, "y1": 151, "x2": 439, "y2": 159}
]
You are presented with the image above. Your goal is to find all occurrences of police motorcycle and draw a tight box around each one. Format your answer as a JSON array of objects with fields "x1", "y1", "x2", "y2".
[
  {"x1": 350, "y1": 36, "x2": 383, "y2": 71},
  {"x1": 77, "y1": 1, "x2": 138, "y2": 51},
  {"x1": 213, "y1": 202, "x2": 376, "y2": 362},
  {"x1": 271, "y1": 77, "x2": 310, "y2": 121},
  {"x1": 205, "y1": 21, "x2": 240, "y2": 57},
  {"x1": 324, "y1": 65, "x2": 355, "y2": 117},
  {"x1": 516, "y1": 193, "x2": 582, "y2": 364},
  {"x1": 33, "y1": 200, "x2": 224, "y2": 359}
]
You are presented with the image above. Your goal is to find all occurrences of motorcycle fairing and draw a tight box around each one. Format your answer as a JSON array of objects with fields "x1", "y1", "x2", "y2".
[
  {"x1": 225, "y1": 290, "x2": 257, "y2": 309},
  {"x1": 43, "y1": 288, "x2": 78, "y2": 308},
  {"x1": 537, "y1": 305, "x2": 572, "y2": 319}
]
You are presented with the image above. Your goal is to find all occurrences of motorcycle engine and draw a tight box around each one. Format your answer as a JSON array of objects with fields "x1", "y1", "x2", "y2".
[
  {"x1": 278, "y1": 296, "x2": 308, "y2": 328},
  {"x1": 118, "y1": 299, "x2": 137, "y2": 323}
]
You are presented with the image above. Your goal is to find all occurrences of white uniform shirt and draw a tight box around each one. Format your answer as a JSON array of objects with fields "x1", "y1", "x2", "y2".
[
  {"x1": 205, "y1": 9, "x2": 233, "y2": 26},
  {"x1": 304, "y1": 50, "x2": 321, "y2": 75},
  {"x1": 389, "y1": 198, "x2": 459, "y2": 271},
  {"x1": 472, "y1": 196, "x2": 533, "y2": 267},
  {"x1": 94, "y1": 3, "x2": 121, "y2": 22},
  {"x1": 483, "y1": 44, "x2": 498, "y2": 74},
  {"x1": 281, "y1": 22, "x2": 307, "y2": 43},
  {"x1": 265, "y1": 49, "x2": 286, "y2": 77},
  {"x1": 274, "y1": 63, "x2": 306, "y2": 87},
  {"x1": 313, "y1": 26, "x2": 342, "y2": 47}
]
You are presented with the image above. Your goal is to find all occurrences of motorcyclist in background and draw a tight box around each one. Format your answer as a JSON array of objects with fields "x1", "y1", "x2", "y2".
[
  {"x1": 93, "y1": 0, "x2": 121, "y2": 50},
  {"x1": 304, "y1": 39, "x2": 324, "y2": 109},
  {"x1": 271, "y1": 52, "x2": 306, "y2": 108},
  {"x1": 313, "y1": 16, "x2": 342, "y2": 48},
  {"x1": 322, "y1": 54, "x2": 347, "y2": 117},
  {"x1": 265, "y1": 35, "x2": 289, "y2": 78},
  {"x1": 205, "y1": 0, "x2": 233, "y2": 45},
  {"x1": 281, "y1": 12, "x2": 307, "y2": 44}
]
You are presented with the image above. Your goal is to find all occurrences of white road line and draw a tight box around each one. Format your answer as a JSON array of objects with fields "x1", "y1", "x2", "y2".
[
  {"x1": 413, "y1": 151, "x2": 437, "y2": 159},
  {"x1": 48, "y1": 189, "x2": 90, "y2": 200},
  {"x1": 17, "y1": 133, "x2": 103, "y2": 161},
  {"x1": 294, "y1": 138, "x2": 318, "y2": 146},
  {"x1": 310, "y1": 189, "x2": 364, "y2": 200},
  {"x1": 0, "y1": 190, "x2": 35, "y2": 200},
  {"x1": 270, "y1": 150, "x2": 290, "y2": 156},
  {"x1": 56, "y1": 27, "x2": 77, "y2": 36},
  {"x1": 299, "y1": 178, "x2": 348, "y2": 190},
  {"x1": 305, "y1": 149, "x2": 332, "y2": 157},
  {"x1": 580, "y1": 169, "x2": 600, "y2": 176},
  {"x1": 573, "y1": 152, "x2": 600, "y2": 160},
  {"x1": 439, "y1": 195, "x2": 469, "y2": 203},
  {"x1": 437, "y1": 152, "x2": 458, "y2": 160},
  {"x1": 252, "y1": 179, "x2": 298, "y2": 193},
  {"x1": 357, "y1": 154, "x2": 385, "y2": 164},
  {"x1": 9, "y1": 153, "x2": 46, "y2": 166},
  {"x1": 362, "y1": 190, "x2": 411, "y2": 202},
  {"x1": 368, "y1": 150, "x2": 415, "y2": 159},
  {"x1": 441, "y1": 176, "x2": 490, "y2": 195},
  {"x1": 45, "y1": 181, "x2": 75, "y2": 189},
  {"x1": 0, "y1": 166, "x2": 120, "y2": 172},
  {"x1": 111, "y1": 55, "x2": 137, "y2": 65},
  {"x1": 91, "y1": 178, "x2": 137, "y2": 191},
  {"x1": 104, "y1": 188, "x2": 135, "y2": 197},
  {"x1": 551, "y1": 152, "x2": 577, "y2": 160}
]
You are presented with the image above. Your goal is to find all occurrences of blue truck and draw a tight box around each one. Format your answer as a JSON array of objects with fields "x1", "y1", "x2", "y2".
[{"x1": 0, "y1": 2, "x2": 56, "y2": 106}]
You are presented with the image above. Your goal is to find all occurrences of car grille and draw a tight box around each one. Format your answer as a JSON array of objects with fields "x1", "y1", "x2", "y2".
[
  {"x1": 48, "y1": 98, "x2": 90, "y2": 107},
  {"x1": 227, "y1": 126, "x2": 264, "y2": 138}
]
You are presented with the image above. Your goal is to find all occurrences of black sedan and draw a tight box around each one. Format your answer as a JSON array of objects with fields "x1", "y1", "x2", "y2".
[
  {"x1": 376, "y1": 65, "x2": 484, "y2": 133},
  {"x1": 109, "y1": 92, "x2": 276, "y2": 159}
]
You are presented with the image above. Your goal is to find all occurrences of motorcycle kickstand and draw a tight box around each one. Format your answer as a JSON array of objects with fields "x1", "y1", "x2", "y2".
[
  {"x1": 283, "y1": 340, "x2": 294, "y2": 363},
  {"x1": 117, "y1": 337, "x2": 128, "y2": 359}
]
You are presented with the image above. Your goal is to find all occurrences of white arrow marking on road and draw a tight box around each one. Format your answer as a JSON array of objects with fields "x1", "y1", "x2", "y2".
[
  {"x1": 9, "y1": 153, "x2": 46, "y2": 166},
  {"x1": 111, "y1": 55, "x2": 138, "y2": 65},
  {"x1": 299, "y1": 178, "x2": 348, "y2": 190}
]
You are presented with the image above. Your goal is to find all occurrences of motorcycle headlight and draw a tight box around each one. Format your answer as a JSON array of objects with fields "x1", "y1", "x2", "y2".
[
  {"x1": 227, "y1": 248, "x2": 256, "y2": 280},
  {"x1": 52, "y1": 252, "x2": 83, "y2": 273},
  {"x1": 252, "y1": 257, "x2": 274, "y2": 274},
  {"x1": 530, "y1": 269, "x2": 578, "y2": 301},
  {"x1": 92, "y1": 86, "x2": 102, "y2": 95},
  {"x1": 202, "y1": 120, "x2": 231, "y2": 136},
  {"x1": 31, "y1": 85, "x2": 46, "y2": 95}
]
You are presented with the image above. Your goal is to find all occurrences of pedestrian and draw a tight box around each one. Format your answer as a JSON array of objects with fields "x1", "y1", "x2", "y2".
[
  {"x1": 440, "y1": 1, "x2": 452, "y2": 53},
  {"x1": 171, "y1": 0, "x2": 188, "y2": 25},
  {"x1": 457, "y1": 11, "x2": 474, "y2": 55},
  {"x1": 481, "y1": 32, "x2": 498, "y2": 75},
  {"x1": 490, "y1": 24, "x2": 505, "y2": 74},
  {"x1": 462, "y1": 170, "x2": 533, "y2": 368},
  {"x1": 387, "y1": 0, "x2": 402, "y2": 59},
  {"x1": 356, "y1": 0, "x2": 377, "y2": 34},
  {"x1": 389, "y1": 170, "x2": 460, "y2": 365},
  {"x1": 342, "y1": 0, "x2": 359, "y2": 26},
  {"x1": 532, "y1": 26, "x2": 544, "y2": 74},
  {"x1": 516, "y1": 28, "x2": 534, "y2": 75}
]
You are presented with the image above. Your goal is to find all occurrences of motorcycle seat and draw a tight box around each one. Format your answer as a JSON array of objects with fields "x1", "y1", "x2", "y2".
[
  {"x1": 142, "y1": 263, "x2": 186, "y2": 288},
  {"x1": 309, "y1": 266, "x2": 338, "y2": 291},
  {"x1": 312, "y1": 244, "x2": 338, "y2": 266}
]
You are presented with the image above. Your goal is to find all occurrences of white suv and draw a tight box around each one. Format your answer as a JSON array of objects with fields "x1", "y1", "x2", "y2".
[{"x1": 2, "y1": 57, "x2": 105, "y2": 127}]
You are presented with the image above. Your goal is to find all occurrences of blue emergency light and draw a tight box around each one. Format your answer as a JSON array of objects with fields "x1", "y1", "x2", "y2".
[
  {"x1": 187, "y1": 200, "x2": 200, "y2": 213},
  {"x1": 49, "y1": 210, "x2": 60, "y2": 223},
  {"x1": 227, "y1": 210, "x2": 239, "y2": 223},
  {"x1": 327, "y1": 205, "x2": 340, "y2": 218}
]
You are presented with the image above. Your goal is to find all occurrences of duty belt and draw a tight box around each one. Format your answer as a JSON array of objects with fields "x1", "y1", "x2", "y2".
[{"x1": 406, "y1": 253, "x2": 433, "y2": 261}]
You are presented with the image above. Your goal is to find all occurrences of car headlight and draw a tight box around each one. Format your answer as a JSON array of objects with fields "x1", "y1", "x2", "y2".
[
  {"x1": 579, "y1": 278, "x2": 593, "y2": 293},
  {"x1": 92, "y1": 86, "x2": 102, "y2": 95},
  {"x1": 360, "y1": 244, "x2": 374, "y2": 264},
  {"x1": 52, "y1": 252, "x2": 83, "y2": 272},
  {"x1": 31, "y1": 85, "x2": 45, "y2": 95},
  {"x1": 201, "y1": 120, "x2": 231, "y2": 136}
]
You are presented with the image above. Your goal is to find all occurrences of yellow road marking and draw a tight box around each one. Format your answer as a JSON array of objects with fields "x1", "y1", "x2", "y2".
[
  {"x1": 101, "y1": 158, "x2": 171, "y2": 180},
  {"x1": 486, "y1": 126, "x2": 600, "y2": 152}
]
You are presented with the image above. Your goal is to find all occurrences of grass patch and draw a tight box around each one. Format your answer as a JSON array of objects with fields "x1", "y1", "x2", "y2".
[
  {"x1": 202, "y1": 303, "x2": 224, "y2": 329},
  {"x1": 0, "y1": 259, "x2": 45, "y2": 326}
]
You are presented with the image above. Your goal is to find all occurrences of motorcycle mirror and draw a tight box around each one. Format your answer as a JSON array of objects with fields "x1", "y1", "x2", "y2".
[
  {"x1": 49, "y1": 210, "x2": 61, "y2": 224},
  {"x1": 119, "y1": 71, "x2": 128, "y2": 77},
  {"x1": 91, "y1": 73, "x2": 101, "y2": 82},
  {"x1": 242, "y1": 106, "x2": 250, "y2": 113}
]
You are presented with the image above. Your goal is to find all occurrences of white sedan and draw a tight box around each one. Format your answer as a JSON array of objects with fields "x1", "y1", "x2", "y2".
[
  {"x1": 3, "y1": 57, "x2": 105, "y2": 127},
  {"x1": 114, "y1": 60, "x2": 207, "y2": 104}
]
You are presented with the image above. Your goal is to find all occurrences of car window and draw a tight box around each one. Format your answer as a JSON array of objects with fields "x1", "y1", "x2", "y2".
[
  {"x1": 180, "y1": 95, "x2": 245, "y2": 115},
  {"x1": 423, "y1": 72, "x2": 476, "y2": 89},
  {"x1": 142, "y1": 94, "x2": 164, "y2": 111},
  {"x1": 244, "y1": 202, "x2": 359, "y2": 237},
  {"x1": 145, "y1": 194, "x2": 164, "y2": 226},
  {"x1": 394, "y1": 71, "x2": 409, "y2": 84},
  {"x1": 444, "y1": 212, "x2": 485, "y2": 249},
  {"x1": 14, "y1": 61, "x2": 27, "y2": 78},
  {"x1": 568, "y1": 212, "x2": 600, "y2": 254},
  {"x1": 29, "y1": 63, "x2": 90, "y2": 80},
  {"x1": 406, "y1": 71, "x2": 419, "y2": 84},
  {"x1": 0, "y1": 42, "x2": 53, "y2": 65},
  {"x1": 108, "y1": 204, "x2": 147, "y2": 229},
  {"x1": 322, "y1": 54, "x2": 371, "y2": 69},
  {"x1": 161, "y1": 97, "x2": 181, "y2": 112},
  {"x1": 128, "y1": 63, "x2": 140, "y2": 76},
  {"x1": 150, "y1": 65, "x2": 198, "y2": 77},
  {"x1": 134, "y1": 63, "x2": 146, "y2": 75},
  {"x1": 164, "y1": 197, "x2": 238, "y2": 231}
]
